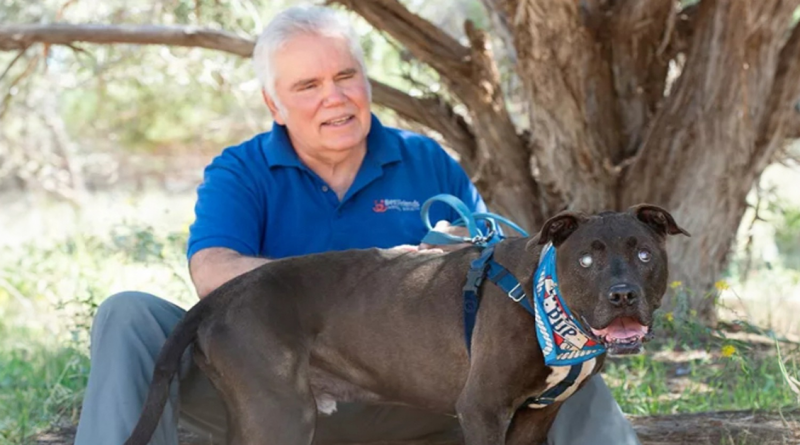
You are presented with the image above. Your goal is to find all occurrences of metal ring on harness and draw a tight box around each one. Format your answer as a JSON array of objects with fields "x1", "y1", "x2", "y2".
[{"x1": 419, "y1": 194, "x2": 530, "y2": 247}]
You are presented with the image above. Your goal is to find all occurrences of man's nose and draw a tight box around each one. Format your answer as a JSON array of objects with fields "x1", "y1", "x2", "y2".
[
  {"x1": 607, "y1": 283, "x2": 640, "y2": 307},
  {"x1": 322, "y1": 83, "x2": 346, "y2": 106}
]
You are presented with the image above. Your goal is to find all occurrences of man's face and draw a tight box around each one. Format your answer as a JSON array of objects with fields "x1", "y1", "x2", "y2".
[{"x1": 266, "y1": 33, "x2": 372, "y2": 157}]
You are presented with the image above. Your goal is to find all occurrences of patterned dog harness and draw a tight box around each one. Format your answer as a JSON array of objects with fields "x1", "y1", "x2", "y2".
[{"x1": 420, "y1": 195, "x2": 606, "y2": 407}]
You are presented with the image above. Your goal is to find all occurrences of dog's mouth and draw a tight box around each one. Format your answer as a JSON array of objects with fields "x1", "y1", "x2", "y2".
[{"x1": 588, "y1": 316, "x2": 652, "y2": 356}]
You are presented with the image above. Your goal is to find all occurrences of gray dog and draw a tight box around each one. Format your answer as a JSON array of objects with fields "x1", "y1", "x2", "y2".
[{"x1": 125, "y1": 204, "x2": 689, "y2": 445}]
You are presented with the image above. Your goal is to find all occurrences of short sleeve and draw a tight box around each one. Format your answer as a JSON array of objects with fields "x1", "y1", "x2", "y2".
[{"x1": 186, "y1": 148, "x2": 265, "y2": 261}]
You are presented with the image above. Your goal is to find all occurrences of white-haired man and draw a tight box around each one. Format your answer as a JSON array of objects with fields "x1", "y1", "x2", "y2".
[{"x1": 74, "y1": 5, "x2": 639, "y2": 445}]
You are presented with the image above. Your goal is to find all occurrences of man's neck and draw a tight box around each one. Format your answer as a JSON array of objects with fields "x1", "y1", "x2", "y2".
[{"x1": 295, "y1": 142, "x2": 367, "y2": 200}]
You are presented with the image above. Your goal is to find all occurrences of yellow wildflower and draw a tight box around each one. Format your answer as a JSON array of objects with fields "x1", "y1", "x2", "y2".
[
  {"x1": 669, "y1": 281, "x2": 683, "y2": 289},
  {"x1": 721, "y1": 344, "x2": 736, "y2": 358},
  {"x1": 714, "y1": 280, "x2": 730, "y2": 291},
  {"x1": 665, "y1": 312, "x2": 674, "y2": 322}
]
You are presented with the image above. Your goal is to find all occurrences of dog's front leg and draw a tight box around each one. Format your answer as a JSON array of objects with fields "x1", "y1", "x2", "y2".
[{"x1": 455, "y1": 385, "x2": 516, "y2": 445}]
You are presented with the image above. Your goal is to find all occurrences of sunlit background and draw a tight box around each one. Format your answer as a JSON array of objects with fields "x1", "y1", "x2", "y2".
[{"x1": 1, "y1": 0, "x2": 799, "y2": 443}]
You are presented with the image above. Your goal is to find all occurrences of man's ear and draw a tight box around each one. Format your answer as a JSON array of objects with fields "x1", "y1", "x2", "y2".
[
  {"x1": 536, "y1": 212, "x2": 588, "y2": 247},
  {"x1": 262, "y1": 90, "x2": 285, "y2": 125},
  {"x1": 628, "y1": 204, "x2": 691, "y2": 238}
]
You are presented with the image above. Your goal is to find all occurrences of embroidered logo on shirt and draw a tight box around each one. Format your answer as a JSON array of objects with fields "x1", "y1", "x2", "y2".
[
  {"x1": 373, "y1": 200, "x2": 388, "y2": 212},
  {"x1": 372, "y1": 199, "x2": 421, "y2": 213}
]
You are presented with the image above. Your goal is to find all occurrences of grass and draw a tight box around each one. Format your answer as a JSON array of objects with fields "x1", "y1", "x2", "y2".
[
  {"x1": 0, "y1": 222, "x2": 193, "y2": 445},
  {"x1": 0, "y1": 224, "x2": 798, "y2": 444},
  {"x1": 0, "y1": 323, "x2": 88, "y2": 445},
  {"x1": 605, "y1": 325, "x2": 800, "y2": 416}
]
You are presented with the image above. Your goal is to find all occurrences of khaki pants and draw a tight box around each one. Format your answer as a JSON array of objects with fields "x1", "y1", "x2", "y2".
[{"x1": 74, "y1": 292, "x2": 640, "y2": 445}]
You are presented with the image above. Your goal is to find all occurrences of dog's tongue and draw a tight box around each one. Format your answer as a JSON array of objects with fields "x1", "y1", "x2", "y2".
[{"x1": 591, "y1": 317, "x2": 647, "y2": 341}]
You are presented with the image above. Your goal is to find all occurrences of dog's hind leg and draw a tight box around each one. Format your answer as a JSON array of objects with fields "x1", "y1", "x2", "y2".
[{"x1": 199, "y1": 320, "x2": 317, "y2": 445}]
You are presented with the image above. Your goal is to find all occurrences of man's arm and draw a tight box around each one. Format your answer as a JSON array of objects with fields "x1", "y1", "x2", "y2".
[{"x1": 189, "y1": 247, "x2": 272, "y2": 299}]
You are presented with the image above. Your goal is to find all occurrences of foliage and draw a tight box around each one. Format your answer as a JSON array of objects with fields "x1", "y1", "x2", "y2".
[
  {"x1": 0, "y1": 220, "x2": 192, "y2": 443},
  {"x1": 606, "y1": 297, "x2": 800, "y2": 416},
  {"x1": 773, "y1": 204, "x2": 800, "y2": 270}
]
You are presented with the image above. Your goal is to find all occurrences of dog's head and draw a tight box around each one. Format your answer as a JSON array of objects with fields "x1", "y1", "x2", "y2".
[{"x1": 535, "y1": 204, "x2": 690, "y2": 356}]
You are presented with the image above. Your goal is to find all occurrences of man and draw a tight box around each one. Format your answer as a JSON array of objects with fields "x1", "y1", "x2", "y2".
[{"x1": 74, "y1": 5, "x2": 639, "y2": 445}]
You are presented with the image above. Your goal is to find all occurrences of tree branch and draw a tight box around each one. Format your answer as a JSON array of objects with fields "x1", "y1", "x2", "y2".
[
  {"x1": 479, "y1": 0, "x2": 517, "y2": 63},
  {"x1": 789, "y1": 110, "x2": 800, "y2": 139},
  {"x1": 483, "y1": 0, "x2": 621, "y2": 214},
  {"x1": 461, "y1": 20, "x2": 543, "y2": 229},
  {"x1": 0, "y1": 47, "x2": 28, "y2": 83},
  {"x1": 0, "y1": 52, "x2": 39, "y2": 120},
  {"x1": 327, "y1": 0, "x2": 472, "y2": 83},
  {"x1": 605, "y1": 0, "x2": 675, "y2": 158},
  {"x1": 0, "y1": 24, "x2": 255, "y2": 56},
  {"x1": 665, "y1": 2, "x2": 700, "y2": 59},
  {"x1": 754, "y1": 20, "x2": 800, "y2": 169},
  {"x1": 369, "y1": 79, "x2": 477, "y2": 170},
  {"x1": 0, "y1": 23, "x2": 484, "y2": 161}
]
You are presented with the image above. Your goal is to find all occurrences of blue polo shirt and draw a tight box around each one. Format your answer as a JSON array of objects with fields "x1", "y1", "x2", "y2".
[{"x1": 187, "y1": 114, "x2": 487, "y2": 261}]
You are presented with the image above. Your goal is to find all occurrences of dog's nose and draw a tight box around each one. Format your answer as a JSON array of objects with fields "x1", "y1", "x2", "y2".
[{"x1": 608, "y1": 283, "x2": 639, "y2": 307}]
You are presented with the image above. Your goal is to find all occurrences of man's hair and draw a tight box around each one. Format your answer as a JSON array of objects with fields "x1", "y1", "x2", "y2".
[{"x1": 252, "y1": 5, "x2": 371, "y2": 113}]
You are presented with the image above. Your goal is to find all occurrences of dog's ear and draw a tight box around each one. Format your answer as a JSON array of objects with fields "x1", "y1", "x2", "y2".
[
  {"x1": 536, "y1": 212, "x2": 588, "y2": 246},
  {"x1": 629, "y1": 204, "x2": 691, "y2": 238}
]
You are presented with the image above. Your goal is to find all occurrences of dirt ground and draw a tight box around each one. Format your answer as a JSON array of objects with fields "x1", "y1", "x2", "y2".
[{"x1": 34, "y1": 409, "x2": 800, "y2": 445}]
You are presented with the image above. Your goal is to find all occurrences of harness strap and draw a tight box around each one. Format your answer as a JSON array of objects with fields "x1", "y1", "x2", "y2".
[
  {"x1": 464, "y1": 245, "x2": 535, "y2": 355},
  {"x1": 523, "y1": 364, "x2": 583, "y2": 407},
  {"x1": 462, "y1": 248, "x2": 584, "y2": 407},
  {"x1": 462, "y1": 246, "x2": 496, "y2": 354},
  {"x1": 485, "y1": 260, "x2": 535, "y2": 317}
]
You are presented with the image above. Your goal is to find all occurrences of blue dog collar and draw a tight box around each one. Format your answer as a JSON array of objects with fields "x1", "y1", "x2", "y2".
[{"x1": 533, "y1": 243, "x2": 606, "y2": 366}]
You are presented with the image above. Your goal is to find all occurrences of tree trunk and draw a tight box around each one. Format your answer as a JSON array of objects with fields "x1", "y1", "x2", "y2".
[
  {"x1": 330, "y1": 0, "x2": 800, "y2": 324},
  {"x1": 3, "y1": 0, "x2": 800, "y2": 324},
  {"x1": 623, "y1": 0, "x2": 800, "y2": 322}
]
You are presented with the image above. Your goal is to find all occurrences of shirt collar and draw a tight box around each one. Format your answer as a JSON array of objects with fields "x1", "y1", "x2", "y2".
[{"x1": 264, "y1": 113, "x2": 401, "y2": 169}]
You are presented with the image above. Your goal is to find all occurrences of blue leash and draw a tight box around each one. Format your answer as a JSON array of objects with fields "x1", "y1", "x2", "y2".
[{"x1": 419, "y1": 194, "x2": 529, "y2": 246}]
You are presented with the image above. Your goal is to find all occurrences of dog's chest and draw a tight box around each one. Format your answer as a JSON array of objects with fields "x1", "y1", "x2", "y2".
[{"x1": 525, "y1": 358, "x2": 597, "y2": 409}]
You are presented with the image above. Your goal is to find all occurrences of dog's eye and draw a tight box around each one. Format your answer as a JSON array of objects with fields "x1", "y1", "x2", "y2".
[
  {"x1": 638, "y1": 249, "x2": 652, "y2": 263},
  {"x1": 579, "y1": 254, "x2": 593, "y2": 268}
]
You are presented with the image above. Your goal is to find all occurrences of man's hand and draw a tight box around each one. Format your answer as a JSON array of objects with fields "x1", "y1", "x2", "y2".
[{"x1": 419, "y1": 220, "x2": 474, "y2": 252}]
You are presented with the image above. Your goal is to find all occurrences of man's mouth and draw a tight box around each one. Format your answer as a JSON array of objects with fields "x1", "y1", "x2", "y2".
[
  {"x1": 589, "y1": 316, "x2": 651, "y2": 356},
  {"x1": 322, "y1": 115, "x2": 355, "y2": 127}
]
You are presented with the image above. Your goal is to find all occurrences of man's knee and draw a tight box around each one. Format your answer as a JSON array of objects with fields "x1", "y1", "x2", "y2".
[{"x1": 91, "y1": 291, "x2": 184, "y2": 344}]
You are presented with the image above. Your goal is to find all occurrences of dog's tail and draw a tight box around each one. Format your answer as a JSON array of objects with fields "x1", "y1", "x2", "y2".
[{"x1": 124, "y1": 301, "x2": 211, "y2": 445}]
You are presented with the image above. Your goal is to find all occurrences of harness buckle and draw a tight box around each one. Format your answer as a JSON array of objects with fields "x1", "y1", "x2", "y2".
[
  {"x1": 507, "y1": 283, "x2": 525, "y2": 302},
  {"x1": 464, "y1": 268, "x2": 485, "y2": 291}
]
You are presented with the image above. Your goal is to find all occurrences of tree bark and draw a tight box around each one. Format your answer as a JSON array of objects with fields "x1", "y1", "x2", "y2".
[
  {"x1": 623, "y1": 0, "x2": 800, "y2": 322},
  {"x1": 369, "y1": 80, "x2": 478, "y2": 173},
  {"x1": 0, "y1": 24, "x2": 255, "y2": 56}
]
